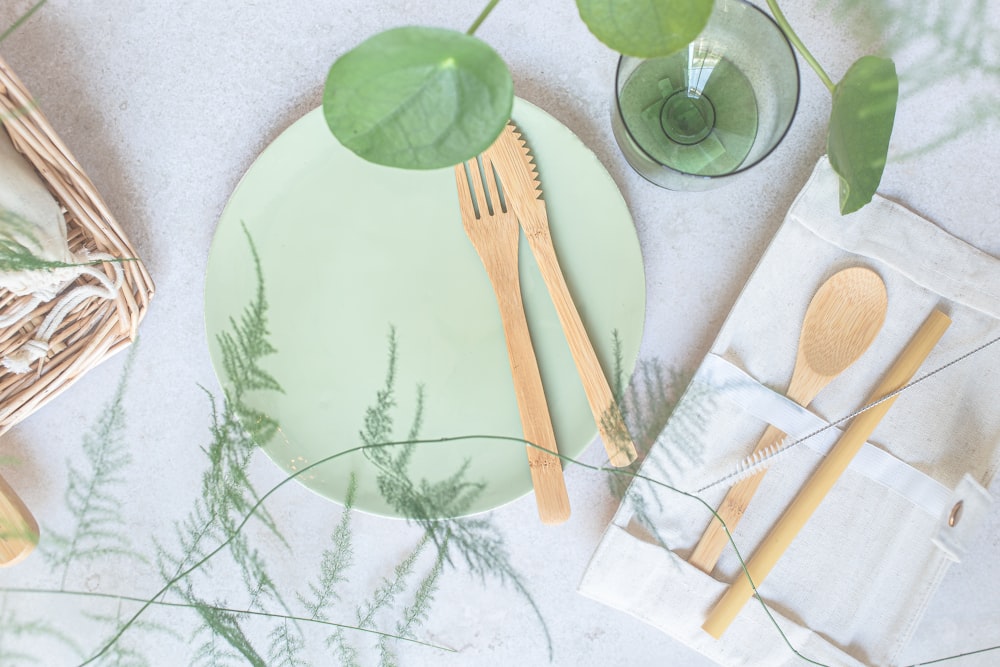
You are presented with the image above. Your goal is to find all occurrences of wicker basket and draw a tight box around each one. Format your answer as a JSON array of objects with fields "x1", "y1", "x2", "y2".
[{"x1": 0, "y1": 55, "x2": 153, "y2": 433}]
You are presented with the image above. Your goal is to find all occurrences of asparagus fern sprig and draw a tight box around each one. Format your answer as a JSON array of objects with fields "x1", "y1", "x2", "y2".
[{"x1": 43, "y1": 344, "x2": 144, "y2": 589}]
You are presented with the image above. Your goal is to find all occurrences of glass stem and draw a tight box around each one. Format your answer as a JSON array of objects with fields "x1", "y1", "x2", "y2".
[
  {"x1": 765, "y1": 0, "x2": 836, "y2": 94},
  {"x1": 467, "y1": 0, "x2": 501, "y2": 36}
]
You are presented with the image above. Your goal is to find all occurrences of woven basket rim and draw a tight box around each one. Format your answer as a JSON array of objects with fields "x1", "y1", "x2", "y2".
[{"x1": 0, "y1": 54, "x2": 154, "y2": 433}]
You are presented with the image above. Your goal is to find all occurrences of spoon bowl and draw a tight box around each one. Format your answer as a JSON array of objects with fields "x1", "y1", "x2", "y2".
[{"x1": 797, "y1": 266, "x2": 888, "y2": 382}]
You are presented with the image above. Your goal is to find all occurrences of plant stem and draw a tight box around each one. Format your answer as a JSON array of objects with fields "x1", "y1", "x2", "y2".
[
  {"x1": 0, "y1": 0, "x2": 47, "y2": 43},
  {"x1": 765, "y1": 0, "x2": 836, "y2": 94},
  {"x1": 0, "y1": 587, "x2": 453, "y2": 652},
  {"x1": 466, "y1": 0, "x2": 501, "y2": 36}
]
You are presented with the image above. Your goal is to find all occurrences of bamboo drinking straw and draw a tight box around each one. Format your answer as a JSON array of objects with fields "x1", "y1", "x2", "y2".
[{"x1": 702, "y1": 308, "x2": 952, "y2": 639}]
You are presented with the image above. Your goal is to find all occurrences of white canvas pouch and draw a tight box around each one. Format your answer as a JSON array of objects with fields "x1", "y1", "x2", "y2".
[
  {"x1": 0, "y1": 124, "x2": 121, "y2": 373},
  {"x1": 579, "y1": 157, "x2": 1000, "y2": 666}
]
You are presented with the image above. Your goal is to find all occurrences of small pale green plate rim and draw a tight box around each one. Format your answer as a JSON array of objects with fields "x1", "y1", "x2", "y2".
[{"x1": 204, "y1": 98, "x2": 646, "y2": 518}]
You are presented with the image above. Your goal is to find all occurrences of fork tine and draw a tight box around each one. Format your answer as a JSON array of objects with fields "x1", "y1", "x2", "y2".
[
  {"x1": 479, "y1": 154, "x2": 503, "y2": 215},
  {"x1": 454, "y1": 160, "x2": 479, "y2": 221},
  {"x1": 455, "y1": 154, "x2": 507, "y2": 219},
  {"x1": 467, "y1": 156, "x2": 491, "y2": 217},
  {"x1": 486, "y1": 158, "x2": 507, "y2": 214}
]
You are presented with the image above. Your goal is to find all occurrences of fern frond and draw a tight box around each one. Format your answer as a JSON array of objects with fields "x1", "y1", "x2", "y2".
[
  {"x1": 325, "y1": 629, "x2": 361, "y2": 667},
  {"x1": 218, "y1": 325, "x2": 280, "y2": 396},
  {"x1": 355, "y1": 536, "x2": 429, "y2": 666},
  {"x1": 216, "y1": 223, "x2": 281, "y2": 402},
  {"x1": 0, "y1": 597, "x2": 80, "y2": 665},
  {"x1": 0, "y1": 236, "x2": 72, "y2": 273},
  {"x1": 229, "y1": 397, "x2": 280, "y2": 448},
  {"x1": 266, "y1": 620, "x2": 308, "y2": 667},
  {"x1": 607, "y1": 356, "x2": 693, "y2": 505},
  {"x1": 356, "y1": 536, "x2": 428, "y2": 633},
  {"x1": 396, "y1": 542, "x2": 448, "y2": 637},
  {"x1": 361, "y1": 327, "x2": 399, "y2": 461},
  {"x1": 391, "y1": 383, "x2": 425, "y2": 475},
  {"x1": 155, "y1": 498, "x2": 219, "y2": 581},
  {"x1": 191, "y1": 599, "x2": 266, "y2": 667},
  {"x1": 300, "y1": 474, "x2": 357, "y2": 622},
  {"x1": 42, "y1": 345, "x2": 143, "y2": 588},
  {"x1": 81, "y1": 599, "x2": 180, "y2": 667},
  {"x1": 152, "y1": 224, "x2": 292, "y2": 659},
  {"x1": 439, "y1": 518, "x2": 553, "y2": 659},
  {"x1": 347, "y1": 330, "x2": 553, "y2": 657},
  {"x1": 198, "y1": 387, "x2": 285, "y2": 548},
  {"x1": 189, "y1": 616, "x2": 248, "y2": 667},
  {"x1": 381, "y1": 533, "x2": 448, "y2": 666},
  {"x1": 610, "y1": 329, "x2": 625, "y2": 407}
]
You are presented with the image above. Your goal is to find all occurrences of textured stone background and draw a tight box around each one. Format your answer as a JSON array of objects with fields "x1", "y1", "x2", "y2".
[{"x1": 1, "y1": 1, "x2": 997, "y2": 664}]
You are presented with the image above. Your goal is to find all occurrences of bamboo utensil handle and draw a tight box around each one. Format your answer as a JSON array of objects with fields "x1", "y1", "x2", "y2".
[
  {"x1": 0, "y1": 471, "x2": 38, "y2": 567},
  {"x1": 491, "y1": 274, "x2": 573, "y2": 524},
  {"x1": 702, "y1": 308, "x2": 951, "y2": 639},
  {"x1": 688, "y1": 423, "x2": 785, "y2": 572},
  {"x1": 526, "y1": 235, "x2": 637, "y2": 467}
]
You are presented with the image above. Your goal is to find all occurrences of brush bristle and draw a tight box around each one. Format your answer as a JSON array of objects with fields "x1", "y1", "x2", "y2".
[{"x1": 696, "y1": 437, "x2": 796, "y2": 493}]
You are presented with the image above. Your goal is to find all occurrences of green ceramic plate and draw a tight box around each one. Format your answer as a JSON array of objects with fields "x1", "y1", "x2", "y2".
[{"x1": 204, "y1": 98, "x2": 645, "y2": 518}]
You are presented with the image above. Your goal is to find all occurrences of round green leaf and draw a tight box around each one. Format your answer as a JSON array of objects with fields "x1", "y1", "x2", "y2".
[
  {"x1": 576, "y1": 0, "x2": 713, "y2": 57},
  {"x1": 827, "y1": 56, "x2": 898, "y2": 215},
  {"x1": 323, "y1": 27, "x2": 513, "y2": 170}
]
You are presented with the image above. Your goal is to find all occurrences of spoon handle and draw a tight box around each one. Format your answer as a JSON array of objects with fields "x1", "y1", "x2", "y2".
[
  {"x1": 688, "y1": 423, "x2": 786, "y2": 573},
  {"x1": 689, "y1": 363, "x2": 854, "y2": 573}
]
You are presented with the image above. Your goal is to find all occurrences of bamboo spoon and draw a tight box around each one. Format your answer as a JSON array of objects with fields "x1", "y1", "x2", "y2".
[
  {"x1": 0, "y1": 471, "x2": 38, "y2": 566},
  {"x1": 703, "y1": 308, "x2": 951, "y2": 638},
  {"x1": 688, "y1": 267, "x2": 888, "y2": 573}
]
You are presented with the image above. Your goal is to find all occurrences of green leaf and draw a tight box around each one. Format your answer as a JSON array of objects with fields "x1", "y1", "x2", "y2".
[
  {"x1": 576, "y1": 0, "x2": 713, "y2": 57},
  {"x1": 323, "y1": 26, "x2": 513, "y2": 170},
  {"x1": 827, "y1": 55, "x2": 898, "y2": 215}
]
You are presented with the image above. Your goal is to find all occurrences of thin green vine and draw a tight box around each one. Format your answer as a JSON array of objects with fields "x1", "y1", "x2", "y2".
[
  {"x1": 1, "y1": 587, "x2": 450, "y2": 653},
  {"x1": 466, "y1": 0, "x2": 501, "y2": 36},
  {"x1": 0, "y1": 0, "x2": 46, "y2": 43},
  {"x1": 62, "y1": 427, "x2": 822, "y2": 666}
]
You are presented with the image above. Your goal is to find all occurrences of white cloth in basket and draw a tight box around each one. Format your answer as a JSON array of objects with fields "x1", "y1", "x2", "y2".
[
  {"x1": 0, "y1": 125, "x2": 121, "y2": 373},
  {"x1": 579, "y1": 157, "x2": 1000, "y2": 666}
]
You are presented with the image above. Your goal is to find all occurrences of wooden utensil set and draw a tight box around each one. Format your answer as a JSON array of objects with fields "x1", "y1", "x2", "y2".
[
  {"x1": 703, "y1": 307, "x2": 950, "y2": 637},
  {"x1": 1, "y1": 128, "x2": 951, "y2": 623},
  {"x1": 455, "y1": 123, "x2": 639, "y2": 525},
  {"x1": 684, "y1": 268, "x2": 952, "y2": 638},
  {"x1": 458, "y1": 138, "x2": 952, "y2": 631}
]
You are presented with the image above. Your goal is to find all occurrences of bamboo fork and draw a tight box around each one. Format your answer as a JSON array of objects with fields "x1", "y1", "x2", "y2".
[
  {"x1": 485, "y1": 123, "x2": 638, "y2": 467},
  {"x1": 454, "y1": 155, "x2": 571, "y2": 525}
]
